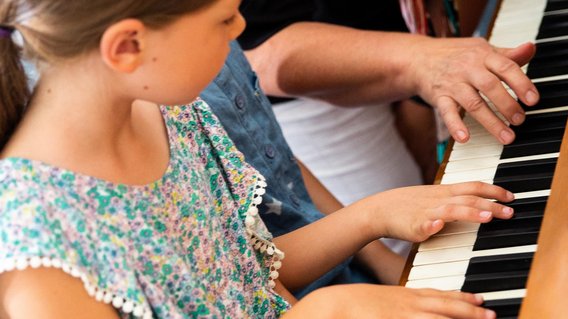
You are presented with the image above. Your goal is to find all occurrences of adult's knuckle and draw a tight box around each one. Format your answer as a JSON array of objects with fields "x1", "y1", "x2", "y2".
[
  {"x1": 463, "y1": 96, "x2": 486, "y2": 113},
  {"x1": 477, "y1": 76, "x2": 500, "y2": 92},
  {"x1": 494, "y1": 58, "x2": 518, "y2": 74}
]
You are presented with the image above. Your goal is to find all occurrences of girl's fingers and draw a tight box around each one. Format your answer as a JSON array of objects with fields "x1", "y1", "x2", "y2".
[
  {"x1": 448, "y1": 182, "x2": 515, "y2": 202},
  {"x1": 422, "y1": 219, "x2": 445, "y2": 237},
  {"x1": 412, "y1": 290, "x2": 494, "y2": 319},
  {"x1": 415, "y1": 289, "x2": 483, "y2": 306},
  {"x1": 449, "y1": 195, "x2": 515, "y2": 220},
  {"x1": 434, "y1": 204, "x2": 497, "y2": 223},
  {"x1": 418, "y1": 296, "x2": 496, "y2": 319}
]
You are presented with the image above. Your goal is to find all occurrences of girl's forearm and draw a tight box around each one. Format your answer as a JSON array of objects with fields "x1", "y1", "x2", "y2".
[{"x1": 273, "y1": 199, "x2": 376, "y2": 291}]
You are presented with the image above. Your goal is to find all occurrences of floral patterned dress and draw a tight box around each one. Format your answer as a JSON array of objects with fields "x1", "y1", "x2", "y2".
[{"x1": 0, "y1": 100, "x2": 290, "y2": 318}]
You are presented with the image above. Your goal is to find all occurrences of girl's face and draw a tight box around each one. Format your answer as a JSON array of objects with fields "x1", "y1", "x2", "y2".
[{"x1": 135, "y1": 0, "x2": 245, "y2": 105}]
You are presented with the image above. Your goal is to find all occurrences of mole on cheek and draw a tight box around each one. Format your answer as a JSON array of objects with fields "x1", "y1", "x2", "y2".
[
  {"x1": 152, "y1": 57, "x2": 158, "y2": 62},
  {"x1": 143, "y1": 86, "x2": 149, "y2": 91}
]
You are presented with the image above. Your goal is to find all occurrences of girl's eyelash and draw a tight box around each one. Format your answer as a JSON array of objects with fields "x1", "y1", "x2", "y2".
[{"x1": 223, "y1": 15, "x2": 236, "y2": 25}]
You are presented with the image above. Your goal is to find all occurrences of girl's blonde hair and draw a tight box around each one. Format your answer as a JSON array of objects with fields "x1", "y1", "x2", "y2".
[{"x1": 0, "y1": 0, "x2": 217, "y2": 148}]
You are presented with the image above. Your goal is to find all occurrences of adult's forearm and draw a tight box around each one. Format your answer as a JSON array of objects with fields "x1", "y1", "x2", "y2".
[{"x1": 244, "y1": 22, "x2": 422, "y2": 106}]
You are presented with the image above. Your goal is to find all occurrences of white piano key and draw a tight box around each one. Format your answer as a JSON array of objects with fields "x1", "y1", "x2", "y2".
[
  {"x1": 436, "y1": 222, "x2": 480, "y2": 236},
  {"x1": 419, "y1": 232, "x2": 478, "y2": 251},
  {"x1": 452, "y1": 134, "x2": 500, "y2": 148},
  {"x1": 444, "y1": 152, "x2": 559, "y2": 174},
  {"x1": 514, "y1": 189, "x2": 550, "y2": 199},
  {"x1": 479, "y1": 289, "x2": 526, "y2": 301},
  {"x1": 449, "y1": 144, "x2": 504, "y2": 161},
  {"x1": 440, "y1": 179, "x2": 493, "y2": 186},
  {"x1": 544, "y1": 8, "x2": 568, "y2": 16},
  {"x1": 531, "y1": 74, "x2": 568, "y2": 83},
  {"x1": 413, "y1": 245, "x2": 537, "y2": 266},
  {"x1": 406, "y1": 275, "x2": 465, "y2": 291},
  {"x1": 535, "y1": 34, "x2": 568, "y2": 44},
  {"x1": 441, "y1": 167, "x2": 497, "y2": 184},
  {"x1": 408, "y1": 260, "x2": 470, "y2": 281},
  {"x1": 499, "y1": 152, "x2": 560, "y2": 163},
  {"x1": 445, "y1": 157, "x2": 501, "y2": 173},
  {"x1": 526, "y1": 105, "x2": 568, "y2": 115}
]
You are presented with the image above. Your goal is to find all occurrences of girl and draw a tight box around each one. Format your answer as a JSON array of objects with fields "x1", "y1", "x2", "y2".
[{"x1": 0, "y1": 0, "x2": 513, "y2": 318}]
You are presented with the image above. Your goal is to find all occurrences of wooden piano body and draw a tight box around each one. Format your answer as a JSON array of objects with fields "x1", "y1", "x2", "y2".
[{"x1": 401, "y1": 0, "x2": 568, "y2": 317}]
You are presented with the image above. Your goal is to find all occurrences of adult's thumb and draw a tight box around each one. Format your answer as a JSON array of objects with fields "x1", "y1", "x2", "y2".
[{"x1": 494, "y1": 42, "x2": 536, "y2": 66}]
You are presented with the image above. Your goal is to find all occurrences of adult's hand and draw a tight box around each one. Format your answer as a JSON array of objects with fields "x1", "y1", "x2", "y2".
[{"x1": 412, "y1": 38, "x2": 538, "y2": 144}]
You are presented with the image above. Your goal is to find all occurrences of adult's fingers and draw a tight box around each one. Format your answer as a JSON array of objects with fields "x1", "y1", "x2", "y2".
[
  {"x1": 495, "y1": 42, "x2": 537, "y2": 70},
  {"x1": 450, "y1": 83, "x2": 516, "y2": 144},
  {"x1": 436, "y1": 95, "x2": 470, "y2": 143},
  {"x1": 484, "y1": 50, "x2": 539, "y2": 108},
  {"x1": 468, "y1": 59, "x2": 526, "y2": 126}
]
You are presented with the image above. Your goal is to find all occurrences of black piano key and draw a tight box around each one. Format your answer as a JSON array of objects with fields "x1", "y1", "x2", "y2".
[
  {"x1": 537, "y1": 12, "x2": 568, "y2": 40},
  {"x1": 513, "y1": 111, "x2": 568, "y2": 135},
  {"x1": 493, "y1": 158, "x2": 557, "y2": 193},
  {"x1": 462, "y1": 270, "x2": 529, "y2": 293},
  {"x1": 483, "y1": 298, "x2": 523, "y2": 318},
  {"x1": 528, "y1": 39, "x2": 568, "y2": 79},
  {"x1": 532, "y1": 39, "x2": 568, "y2": 60},
  {"x1": 501, "y1": 117, "x2": 565, "y2": 159},
  {"x1": 473, "y1": 228, "x2": 540, "y2": 250},
  {"x1": 463, "y1": 252, "x2": 534, "y2": 293},
  {"x1": 528, "y1": 62, "x2": 568, "y2": 81},
  {"x1": 481, "y1": 210, "x2": 544, "y2": 232},
  {"x1": 520, "y1": 79, "x2": 568, "y2": 111},
  {"x1": 481, "y1": 196, "x2": 547, "y2": 232},
  {"x1": 466, "y1": 253, "x2": 534, "y2": 275},
  {"x1": 502, "y1": 196, "x2": 547, "y2": 215},
  {"x1": 546, "y1": 0, "x2": 568, "y2": 12},
  {"x1": 500, "y1": 133, "x2": 563, "y2": 159}
]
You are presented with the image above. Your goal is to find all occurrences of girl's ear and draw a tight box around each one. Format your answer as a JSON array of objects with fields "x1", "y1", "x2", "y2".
[{"x1": 100, "y1": 19, "x2": 146, "y2": 73}]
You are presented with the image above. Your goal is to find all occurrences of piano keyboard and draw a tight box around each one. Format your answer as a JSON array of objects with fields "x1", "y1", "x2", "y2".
[{"x1": 404, "y1": 0, "x2": 568, "y2": 317}]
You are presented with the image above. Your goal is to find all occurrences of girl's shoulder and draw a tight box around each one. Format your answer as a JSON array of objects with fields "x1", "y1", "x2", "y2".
[
  {"x1": 0, "y1": 157, "x2": 53, "y2": 204},
  {"x1": 0, "y1": 157, "x2": 153, "y2": 317}
]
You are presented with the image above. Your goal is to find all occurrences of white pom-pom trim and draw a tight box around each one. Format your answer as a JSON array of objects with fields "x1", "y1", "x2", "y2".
[
  {"x1": 245, "y1": 175, "x2": 286, "y2": 291},
  {"x1": 0, "y1": 257, "x2": 153, "y2": 318}
]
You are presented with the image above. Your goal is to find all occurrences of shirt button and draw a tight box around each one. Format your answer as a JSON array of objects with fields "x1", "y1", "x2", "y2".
[
  {"x1": 289, "y1": 194, "x2": 300, "y2": 207},
  {"x1": 265, "y1": 145, "x2": 276, "y2": 159},
  {"x1": 234, "y1": 95, "x2": 245, "y2": 110}
]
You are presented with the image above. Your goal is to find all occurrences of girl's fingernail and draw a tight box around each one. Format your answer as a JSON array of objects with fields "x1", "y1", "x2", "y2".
[
  {"x1": 480, "y1": 211, "x2": 492, "y2": 219},
  {"x1": 475, "y1": 294, "x2": 484, "y2": 304},
  {"x1": 485, "y1": 309, "x2": 496, "y2": 319},
  {"x1": 503, "y1": 207, "x2": 514, "y2": 216},
  {"x1": 432, "y1": 219, "x2": 443, "y2": 229}
]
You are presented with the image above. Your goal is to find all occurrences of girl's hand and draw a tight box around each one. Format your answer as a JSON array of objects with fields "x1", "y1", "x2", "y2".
[
  {"x1": 285, "y1": 284, "x2": 496, "y2": 319},
  {"x1": 364, "y1": 181, "x2": 514, "y2": 242}
]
